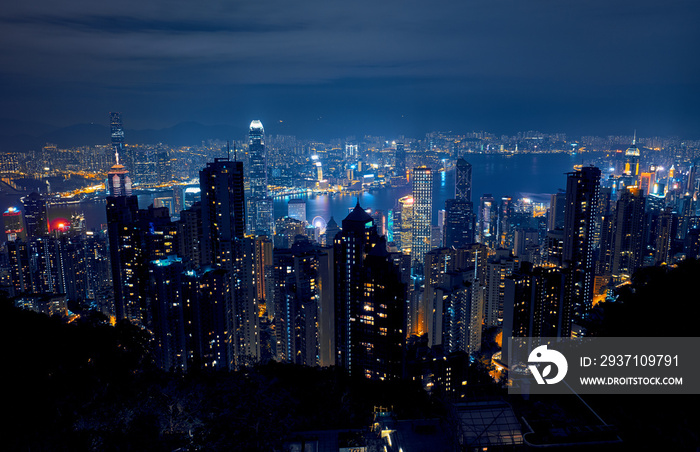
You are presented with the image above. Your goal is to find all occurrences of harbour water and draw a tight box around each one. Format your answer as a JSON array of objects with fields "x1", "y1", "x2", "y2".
[{"x1": 1, "y1": 152, "x2": 592, "y2": 231}]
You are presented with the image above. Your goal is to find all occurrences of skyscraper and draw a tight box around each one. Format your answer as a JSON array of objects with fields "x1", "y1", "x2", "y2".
[
  {"x1": 478, "y1": 194, "x2": 497, "y2": 247},
  {"x1": 611, "y1": 187, "x2": 645, "y2": 279},
  {"x1": 562, "y1": 166, "x2": 600, "y2": 333},
  {"x1": 334, "y1": 202, "x2": 406, "y2": 379},
  {"x1": 395, "y1": 142, "x2": 406, "y2": 180},
  {"x1": 199, "y1": 158, "x2": 259, "y2": 367},
  {"x1": 411, "y1": 167, "x2": 433, "y2": 271},
  {"x1": 110, "y1": 112, "x2": 130, "y2": 171},
  {"x1": 110, "y1": 112, "x2": 124, "y2": 156},
  {"x1": 22, "y1": 192, "x2": 47, "y2": 238},
  {"x1": 455, "y1": 158, "x2": 472, "y2": 202},
  {"x1": 248, "y1": 120, "x2": 274, "y2": 236},
  {"x1": 106, "y1": 159, "x2": 143, "y2": 323},
  {"x1": 443, "y1": 199, "x2": 475, "y2": 248},
  {"x1": 200, "y1": 159, "x2": 246, "y2": 268}
]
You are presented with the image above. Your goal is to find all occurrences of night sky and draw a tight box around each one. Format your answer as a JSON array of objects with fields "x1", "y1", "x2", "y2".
[{"x1": 2, "y1": 0, "x2": 699, "y2": 139}]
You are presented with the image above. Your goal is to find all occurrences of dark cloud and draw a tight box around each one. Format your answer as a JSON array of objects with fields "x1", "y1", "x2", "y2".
[{"x1": 1, "y1": 0, "x2": 698, "y2": 136}]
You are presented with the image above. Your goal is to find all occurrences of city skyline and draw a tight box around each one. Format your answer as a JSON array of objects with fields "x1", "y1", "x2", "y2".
[{"x1": 1, "y1": 0, "x2": 700, "y2": 140}]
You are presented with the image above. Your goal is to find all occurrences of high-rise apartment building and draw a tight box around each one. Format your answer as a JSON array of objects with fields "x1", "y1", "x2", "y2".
[
  {"x1": 334, "y1": 202, "x2": 406, "y2": 380},
  {"x1": 199, "y1": 158, "x2": 259, "y2": 367},
  {"x1": 22, "y1": 192, "x2": 47, "y2": 238},
  {"x1": 611, "y1": 187, "x2": 646, "y2": 279},
  {"x1": 562, "y1": 166, "x2": 600, "y2": 334}
]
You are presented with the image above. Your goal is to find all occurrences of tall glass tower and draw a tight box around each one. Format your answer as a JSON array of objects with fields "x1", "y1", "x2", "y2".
[
  {"x1": 248, "y1": 120, "x2": 274, "y2": 236},
  {"x1": 411, "y1": 167, "x2": 433, "y2": 272},
  {"x1": 455, "y1": 158, "x2": 472, "y2": 202}
]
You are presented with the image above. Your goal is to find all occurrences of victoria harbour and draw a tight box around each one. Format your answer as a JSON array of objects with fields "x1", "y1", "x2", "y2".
[{"x1": 28, "y1": 152, "x2": 590, "y2": 230}]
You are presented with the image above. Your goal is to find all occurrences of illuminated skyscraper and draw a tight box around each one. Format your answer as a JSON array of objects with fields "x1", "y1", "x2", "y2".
[
  {"x1": 248, "y1": 120, "x2": 274, "y2": 236},
  {"x1": 411, "y1": 167, "x2": 433, "y2": 270},
  {"x1": 478, "y1": 194, "x2": 497, "y2": 247},
  {"x1": 624, "y1": 132, "x2": 640, "y2": 177},
  {"x1": 110, "y1": 112, "x2": 131, "y2": 171},
  {"x1": 334, "y1": 202, "x2": 406, "y2": 379},
  {"x1": 110, "y1": 112, "x2": 124, "y2": 156},
  {"x1": 396, "y1": 195, "x2": 414, "y2": 253},
  {"x1": 199, "y1": 158, "x2": 259, "y2": 367},
  {"x1": 562, "y1": 166, "x2": 600, "y2": 334},
  {"x1": 3, "y1": 206, "x2": 25, "y2": 242},
  {"x1": 22, "y1": 192, "x2": 47, "y2": 238},
  {"x1": 106, "y1": 159, "x2": 143, "y2": 323},
  {"x1": 611, "y1": 187, "x2": 645, "y2": 279}
]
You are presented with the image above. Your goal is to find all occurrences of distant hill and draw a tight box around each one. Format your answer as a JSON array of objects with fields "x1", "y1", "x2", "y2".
[{"x1": 0, "y1": 121, "x2": 241, "y2": 152}]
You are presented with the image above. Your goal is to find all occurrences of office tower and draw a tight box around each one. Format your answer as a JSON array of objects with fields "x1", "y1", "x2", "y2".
[
  {"x1": 562, "y1": 166, "x2": 600, "y2": 333},
  {"x1": 455, "y1": 158, "x2": 472, "y2": 202},
  {"x1": 443, "y1": 199, "x2": 475, "y2": 249},
  {"x1": 3, "y1": 207, "x2": 25, "y2": 242},
  {"x1": 498, "y1": 196, "x2": 514, "y2": 249},
  {"x1": 199, "y1": 158, "x2": 258, "y2": 367},
  {"x1": 22, "y1": 192, "x2": 47, "y2": 238},
  {"x1": 334, "y1": 202, "x2": 405, "y2": 379},
  {"x1": 394, "y1": 142, "x2": 406, "y2": 179},
  {"x1": 624, "y1": 132, "x2": 640, "y2": 177},
  {"x1": 106, "y1": 160, "x2": 144, "y2": 323},
  {"x1": 288, "y1": 198, "x2": 307, "y2": 223},
  {"x1": 639, "y1": 172, "x2": 655, "y2": 196},
  {"x1": 110, "y1": 112, "x2": 125, "y2": 159},
  {"x1": 396, "y1": 195, "x2": 414, "y2": 253},
  {"x1": 148, "y1": 256, "x2": 187, "y2": 371},
  {"x1": 548, "y1": 190, "x2": 566, "y2": 231},
  {"x1": 478, "y1": 194, "x2": 497, "y2": 247},
  {"x1": 248, "y1": 120, "x2": 274, "y2": 236},
  {"x1": 411, "y1": 167, "x2": 433, "y2": 270},
  {"x1": 611, "y1": 187, "x2": 646, "y2": 279},
  {"x1": 484, "y1": 251, "x2": 518, "y2": 328}
]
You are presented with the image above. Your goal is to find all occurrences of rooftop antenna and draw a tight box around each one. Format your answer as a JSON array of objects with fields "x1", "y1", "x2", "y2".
[
  {"x1": 633, "y1": 129, "x2": 637, "y2": 145},
  {"x1": 115, "y1": 149, "x2": 120, "y2": 165}
]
